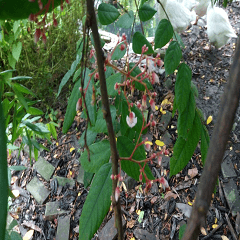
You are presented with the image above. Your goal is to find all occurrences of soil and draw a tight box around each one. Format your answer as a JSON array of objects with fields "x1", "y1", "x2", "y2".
[{"x1": 7, "y1": 2, "x2": 240, "y2": 240}]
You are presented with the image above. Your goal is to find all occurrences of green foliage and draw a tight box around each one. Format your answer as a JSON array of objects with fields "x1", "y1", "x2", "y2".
[
  {"x1": 138, "y1": 3, "x2": 157, "y2": 22},
  {"x1": 79, "y1": 163, "x2": 112, "y2": 240},
  {"x1": 98, "y1": 3, "x2": 120, "y2": 25},
  {"x1": 179, "y1": 223, "x2": 187, "y2": 239},
  {"x1": 116, "y1": 11, "x2": 134, "y2": 28},
  {"x1": 132, "y1": 32, "x2": 154, "y2": 54},
  {"x1": 111, "y1": 41, "x2": 127, "y2": 60}
]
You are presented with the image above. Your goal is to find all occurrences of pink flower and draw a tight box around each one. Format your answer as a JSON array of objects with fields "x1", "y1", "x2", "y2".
[
  {"x1": 151, "y1": 120, "x2": 156, "y2": 127},
  {"x1": 115, "y1": 187, "x2": 120, "y2": 202},
  {"x1": 126, "y1": 112, "x2": 137, "y2": 128},
  {"x1": 145, "y1": 143, "x2": 151, "y2": 151},
  {"x1": 152, "y1": 72, "x2": 159, "y2": 84},
  {"x1": 120, "y1": 44, "x2": 125, "y2": 51},
  {"x1": 114, "y1": 83, "x2": 118, "y2": 91},
  {"x1": 156, "y1": 59, "x2": 163, "y2": 67},
  {"x1": 76, "y1": 98, "x2": 82, "y2": 111},
  {"x1": 157, "y1": 156, "x2": 162, "y2": 166},
  {"x1": 142, "y1": 95, "x2": 147, "y2": 110},
  {"x1": 121, "y1": 33, "x2": 127, "y2": 41},
  {"x1": 142, "y1": 44, "x2": 148, "y2": 54},
  {"x1": 150, "y1": 99, "x2": 155, "y2": 111}
]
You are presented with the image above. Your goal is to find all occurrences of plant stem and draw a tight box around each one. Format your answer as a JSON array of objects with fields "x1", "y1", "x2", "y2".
[{"x1": 86, "y1": 1, "x2": 123, "y2": 239}]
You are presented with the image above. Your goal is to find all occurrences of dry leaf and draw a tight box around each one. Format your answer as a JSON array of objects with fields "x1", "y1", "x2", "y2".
[
  {"x1": 164, "y1": 191, "x2": 178, "y2": 200},
  {"x1": 155, "y1": 140, "x2": 165, "y2": 147},
  {"x1": 200, "y1": 227, "x2": 207, "y2": 236},
  {"x1": 23, "y1": 230, "x2": 34, "y2": 240},
  {"x1": 212, "y1": 224, "x2": 218, "y2": 229},
  {"x1": 188, "y1": 168, "x2": 198, "y2": 178},
  {"x1": 145, "y1": 141, "x2": 153, "y2": 145},
  {"x1": 151, "y1": 196, "x2": 158, "y2": 204},
  {"x1": 221, "y1": 236, "x2": 229, "y2": 240},
  {"x1": 207, "y1": 115, "x2": 213, "y2": 125},
  {"x1": 127, "y1": 220, "x2": 135, "y2": 229}
]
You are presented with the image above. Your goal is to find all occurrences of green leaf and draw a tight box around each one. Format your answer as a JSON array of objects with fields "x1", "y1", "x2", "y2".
[
  {"x1": 201, "y1": 124, "x2": 209, "y2": 165},
  {"x1": 10, "y1": 231, "x2": 22, "y2": 240},
  {"x1": 117, "y1": 136, "x2": 154, "y2": 182},
  {"x1": 13, "y1": 83, "x2": 35, "y2": 96},
  {"x1": 22, "y1": 121, "x2": 48, "y2": 135},
  {"x1": 27, "y1": 107, "x2": 43, "y2": 116},
  {"x1": 79, "y1": 163, "x2": 112, "y2": 240},
  {"x1": 170, "y1": 109, "x2": 201, "y2": 176},
  {"x1": 62, "y1": 80, "x2": 81, "y2": 134},
  {"x1": 116, "y1": 10, "x2": 134, "y2": 28},
  {"x1": 12, "y1": 41, "x2": 22, "y2": 61},
  {"x1": 94, "y1": 106, "x2": 116, "y2": 133},
  {"x1": 177, "y1": 91, "x2": 195, "y2": 139},
  {"x1": 0, "y1": 99, "x2": 8, "y2": 240},
  {"x1": 106, "y1": 72, "x2": 122, "y2": 96},
  {"x1": 83, "y1": 171, "x2": 94, "y2": 188},
  {"x1": 155, "y1": 19, "x2": 173, "y2": 49},
  {"x1": 191, "y1": 82, "x2": 198, "y2": 98},
  {"x1": 175, "y1": 63, "x2": 192, "y2": 113},
  {"x1": 13, "y1": 87, "x2": 28, "y2": 111},
  {"x1": 98, "y1": 3, "x2": 120, "y2": 25},
  {"x1": 164, "y1": 41, "x2": 182, "y2": 76},
  {"x1": 132, "y1": 32, "x2": 154, "y2": 54},
  {"x1": 80, "y1": 140, "x2": 111, "y2": 173},
  {"x1": 46, "y1": 122, "x2": 57, "y2": 140},
  {"x1": 10, "y1": 76, "x2": 32, "y2": 81},
  {"x1": 73, "y1": 67, "x2": 81, "y2": 82},
  {"x1": 57, "y1": 54, "x2": 81, "y2": 97},
  {"x1": 111, "y1": 41, "x2": 127, "y2": 60},
  {"x1": 79, "y1": 128, "x2": 97, "y2": 147},
  {"x1": 8, "y1": 53, "x2": 16, "y2": 69},
  {"x1": 139, "y1": 3, "x2": 157, "y2": 22}
]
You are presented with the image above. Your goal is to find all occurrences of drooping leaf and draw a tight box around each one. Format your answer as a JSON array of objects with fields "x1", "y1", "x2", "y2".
[
  {"x1": 201, "y1": 124, "x2": 210, "y2": 165},
  {"x1": 117, "y1": 136, "x2": 155, "y2": 182},
  {"x1": 111, "y1": 41, "x2": 127, "y2": 60},
  {"x1": 98, "y1": 3, "x2": 120, "y2": 25},
  {"x1": 106, "y1": 72, "x2": 122, "y2": 96},
  {"x1": 164, "y1": 41, "x2": 182, "y2": 76},
  {"x1": 0, "y1": 0, "x2": 63, "y2": 20},
  {"x1": 170, "y1": 110, "x2": 201, "y2": 176},
  {"x1": 175, "y1": 63, "x2": 192, "y2": 113},
  {"x1": 13, "y1": 87, "x2": 28, "y2": 111},
  {"x1": 138, "y1": 3, "x2": 157, "y2": 22},
  {"x1": 62, "y1": 80, "x2": 81, "y2": 134},
  {"x1": 27, "y1": 107, "x2": 43, "y2": 116},
  {"x1": 177, "y1": 91, "x2": 195, "y2": 139},
  {"x1": 79, "y1": 163, "x2": 112, "y2": 240},
  {"x1": 57, "y1": 54, "x2": 81, "y2": 97},
  {"x1": 10, "y1": 76, "x2": 31, "y2": 81},
  {"x1": 80, "y1": 140, "x2": 111, "y2": 173},
  {"x1": 12, "y1": 41, "x2": 22, "y2": 61},
  {"x1": 116, "y1": 10, "x2": 134, "y2": 28},
  {"x1": 155, "y1": 19, "x2": 173, "y2": 49},
  {"x1": 0, "y1": 98, "x2": 8, "y2": 240},
  {"x1": 132, "y1": 32, "x2": 154, "y2": 54},
  {"x1": 13, "y1": 83, "x2": 36, "y2": 97}
]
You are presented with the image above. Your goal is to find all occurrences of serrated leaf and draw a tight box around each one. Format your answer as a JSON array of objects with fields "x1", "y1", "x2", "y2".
[
  {"x1": 201, "y1": 124, "x2": 209, "y2": 165},
  {"x1": 106, "y1": 72, "x2": 122, "y2": 96},
  {"x1": 139, "y1": 3, "x2": 157, "y2": 22},
  {"x1": 117, "y1": 136, "x2": 155, "y2": 182},
  {"x1": 132, "y1": 32, "x2": 154, "y2": 54},
  {"x1": 12, "y1": 41, "x2": 22, "y2": 61},
  {"x1": 0, "y1": 100, "x2": 8, "y2": 240},
  {"x1": 155, "y1": 19, "x2": 173, "y2": 49},
  {"x1": 164, "y1": 41, "x2": 182, "y2": 76},
  {"x1": 57, "y1": 54, "x2": 81, "y2": 97},
  {"x1": 170, "y1": 110, "x2": 201, "y2": 176},
  {"x1": 13, "y1": 83, "x2": 36, "y2": 97},
  {"x1": 79, "y1": 163, "x2": 112, "y2": 240},
  {"x1": 80, "y1": 140, "x2": 111, "y2": 173},
  {"x1": 62, "y1": 80, "x2": 81, "y2": 134},
  {"x1": 116, "y1": 10, "x2": 134, "y2": 28},
  {"x1": 175, "y1": 63, "x2": 192, "y2": 113},
  {"x1": 111, "y1": 41, "x2": 127, "y2": 60},
  {"x1": 98, "y1": 3, "x2": 120, "y2": 25},
  {"x1": 177, "y1": 91, "x2": 195, "y2": 139}
]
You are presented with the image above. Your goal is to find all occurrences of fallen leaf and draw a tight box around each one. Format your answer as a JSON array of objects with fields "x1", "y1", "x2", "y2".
[
  {"x1": 145, "y1": 141, "x2": 153, "y2": 145},
  {"x1": 155, "y1": 106, "x2": 159, "y2": 111},
  {"x1": 160, "y1": 107, "x2": 166, "y2": 114},
  {"x1": 200, "y1": 227, "x2": 207, "y2": 236},
  {"x1": 155, "y1": 140, "x2": 165, "y2": 147},
  {"x1": 164, "y1": 191, "x2": 178, "y2": 200},
  {"x1": 70, "y1": 147, "x2": 75, "y2": 153},
  {"x1": 207, "y1": 116, "x2": 213, "y2": 125},
  {"x1": 12, "y1": 190, "x2": 20, "y2": 197},
  {"x1": 151, "y1": 196, "x2": 158, "y2": 204},
  {"x1": 212, "y1": 224, "x2": 218, "y2": 229},
  {"x1": 188, "y1": 168, "x2": 198, "y2": 178},
  {"x1": 23, "y1": 230, "x2": 34, "y2": 240},
  {"x1": 127, "y1": 220, "x2": 135, "y2": 229}
]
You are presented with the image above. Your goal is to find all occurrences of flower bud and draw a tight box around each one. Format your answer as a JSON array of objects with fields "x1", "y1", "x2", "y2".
[{"x1": 115, "y1": 187, "x2": 120, "y2": 202}]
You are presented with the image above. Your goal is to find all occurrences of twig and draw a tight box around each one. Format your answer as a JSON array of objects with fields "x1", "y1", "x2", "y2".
[
  {"x1": 201, "y1": 221, "x2": 223, "y2": 240},
  {"x1": 225, "y1": 213, "x2": 238, "y2": 240}
]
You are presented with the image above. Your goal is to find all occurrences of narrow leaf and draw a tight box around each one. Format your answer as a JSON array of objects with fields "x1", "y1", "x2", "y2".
[
  {"x1": 13, "y1": 83, "x2": 36, "y2": 96},
  {"x1": 175, "y1": 63, "x2": 192, "y2": 113},
  {"x1": 46, "y1": 122, "x2": 57, "y2": 140},
  {"x1": 155, "y1": 19, "x2": 173, "y2": 49},
  {"x1": 98, "y1": 3, "x2": 120, "y2": 25},
  {"x1": 27, "y1": 107, "x2": 43, "y2": 116},
  {"x1": 132, "y1": 32, "x2": 154, "y2": 54},
  {"x1": 79, "y1": 163, "x2": 112, "y2": 240},
  {"x1": 80, "y1": 140, "x2": 111, "y2": 173},
  {"x1": 13, "y1": 87, "x2": 28, "y2": 111},
  {"x1": 170, "y1": 110, "x2": 201, "y2": 176},
  {"x1": 138, "y1": 4, "x2": 157, "y2": 22},
  {"x1": 164, "y1": 41, "x2": 182, "y2": 76},
  {"x1": 201, "y1": 124, "x2": 210, "y2": 165}
]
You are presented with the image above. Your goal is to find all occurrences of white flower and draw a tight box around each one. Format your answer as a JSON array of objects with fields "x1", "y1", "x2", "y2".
[{"x1": 126, "y1": 111, "x2": 137, "y2": 128}]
